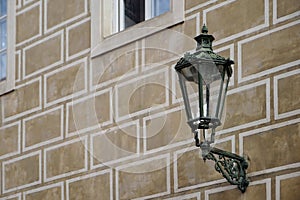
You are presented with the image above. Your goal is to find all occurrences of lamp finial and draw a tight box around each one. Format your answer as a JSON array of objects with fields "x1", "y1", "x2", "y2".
[{"x1": 202, "y1": 24, "x2": 208, "y2": 34}]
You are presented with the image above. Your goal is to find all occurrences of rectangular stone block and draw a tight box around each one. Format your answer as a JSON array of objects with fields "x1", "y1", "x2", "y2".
[
  {"x1": 144, "y1": 30, "x2": 195, "y2": 68},
  {"x1": 242, "y1": 123, "x2": 300, "y2": 173},
  {"x1": 116, "y1": 68, "x2": 168, "y2": 121},
  {"x1": 67, "y1": 170, "x2": 112, "y2": 200},
  {"x1": 0, "y1": 122, "x2": 20, "y2": 159},
  {"x1": 239, "y1": 22, "x2": 300, "y2": 79},
  {"x1": 117, "y1": 155, "x2": 170, "y2": 199},
  {"x1": 205, "y1": 0, "x2": 266, "y2": 42},
  {"x1": 185, "y1": 0, "x2": 211, "y2": 11},
  {"x1": 3, "y1": 151, "x2": 41, "y2": 193},
  {"x1": 45, "y1": 0, "x2": 87, "y2": 31},
  {"x1": 66, "y1": 89, "x2": 112, "y2": 136},
  {"x1": 2, "y1": 78, "x2": 41, "y2": 121},
  {"x1": 175, "y1": 139, "x2": 233, "y2": 190},
  {"x1": 23, "y1": 106, "x2": 63, "y2": 151},
  {"x1": 223, "y1": 80, "x2": 269, "y2": 130},
  {"x1": 24, "y1": 0, "x2": 35, "y2": 6},
  {"x1": 91, "y1": 42, "x2": 137, "y2": 89},
  {"x1": 91, "y1": 121, "x2": 138, "y2": 166},
  {"x1": 215, "y1": 45, "x2": 235, "y2": 86},
  {"x1": 45, "y1": 58, "x2": 87, "y2": 107},
  {"x1": 67, "y1": 18, "x2": 90, "y2": 60},
  {"x1": 15, "y1": 51, "x2": 21, "y2": 81},
  {"x1": 0, "y1": 193, "x2": 21, "y2": 200},
  {"x1": 143, "y1": 107, "x2": 191, "y2": 152},
  {"x1": 16, "y1": 2, "x2": 41, "y2": 44},
  {"x1": 165, "y1": 192, "x2": 200, "y2": 200},
  {"x1": 24, "y1": 182, "x2": 63, "y2": 200},
  {"x1": 275, "y1": 69, "x2": 300, "y2": 119},
  {"x1": 44, "y1": 137, "x2": 87, "y2": 181},
  {"x1": 277, "y1": 172, "x2": 300, "y2": 200},
  {"x1": 275, "y1": 0, "x2": 300, "y2": 21},
  {"x1": 205, "y1": 179, "x2": 270, "y2": 200},
  {"x1": 24, "y1": 31, "x2": 63, "y2": 78},
  {"x1": 183, "y1": 15, "x2": 197, "y2": 39}
]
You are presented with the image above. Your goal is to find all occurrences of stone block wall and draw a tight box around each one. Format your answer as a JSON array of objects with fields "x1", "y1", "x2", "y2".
[{"x1": 0, "y1": 0, "x2": 299, "y2": 199}]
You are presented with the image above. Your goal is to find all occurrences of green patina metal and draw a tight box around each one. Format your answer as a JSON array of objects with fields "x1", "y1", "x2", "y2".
[
  {"x1": 174, "y1": 25, "x2": 249, "y2": 193},
  {"x1": 202, "y1": 144, "x2": 249, "y2": 193}
]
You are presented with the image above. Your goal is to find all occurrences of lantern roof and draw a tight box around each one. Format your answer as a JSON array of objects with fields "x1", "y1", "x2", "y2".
[{"x1": 175, "y1": 25, "x2": 234, "y2": 77}]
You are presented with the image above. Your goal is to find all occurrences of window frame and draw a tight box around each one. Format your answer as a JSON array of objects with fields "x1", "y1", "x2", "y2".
[
  {"x1": 91, "y1": 0, "x2": 184, "y2": 58},
  {"x1": 0, "y1": 0, "x2": 15, "y2": 95}
]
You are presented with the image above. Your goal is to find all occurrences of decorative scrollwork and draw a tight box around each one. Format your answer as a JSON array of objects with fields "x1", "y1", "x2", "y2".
[{"x1": 202, "y1": 147, "x2": 249, "y2": 193}]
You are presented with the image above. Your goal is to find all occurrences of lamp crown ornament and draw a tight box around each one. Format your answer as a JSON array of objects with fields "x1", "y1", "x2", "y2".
[{"x1": 174, "y1": 24, "x2": 249, "y2": 193}]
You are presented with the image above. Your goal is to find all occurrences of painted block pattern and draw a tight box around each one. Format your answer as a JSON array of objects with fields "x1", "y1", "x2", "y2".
[
  {"x1": 66, "y1": 170, "x2": 112, "y2": 200},
  {"x1": 44, "y1": 137, "x2": 87, "y2": 181},
  {"x1": 116, "y1": 155, "x2": 170, "y2": 199},
  {"x1": 144, "y1": 30, "x2": 194, "y2": 68},
  {"x1": 143, "y1": 107, "x2": 191, "y2": 152},
  {"x1": 242, "y1": 123, "x2": 300, "y2": 173},
  {"x1": 205, "y1": 0, "x2": 268, "y2": 43},
  {"x1": 116, "y1": 68, "x2": 168, "y2": 121},
  {"x1": 66, "y1": 89, "x2": 112, "y2": 135},
  {"x1": 205, "y1": 179, "x2": 271, "y2": 200},
  {"x1": 2, "y1": 78, "x2": 41, "y2": 121},
  {"x1": 67, "y1": 19, "x2": 90, "y2": 60},
  {"x1": 23, "y1": 183, "x2": 63, "y2": 200},
  {"x1": 0, "y1": 122, "x2": 20, "y2": 159},
  {"x1": 91, "y1": 121, "x2": 139, "y2": 166},
  {"x1": 23, "y1": 106, "x2": 63, "y2": 151},
  {"x1": 0, "y1": 0, "x2": 299, "y2": 199},
  {"x1": 45, "y1": 0, "x2": 87, "y2": 32},
  {"x1": 175, "y1": 138, "x2": 233, "y2": 191},
  {"x1": 45, "y1": 58, "x2": 87, "y2": 106},
  {"x1": 276, "y1": 172, "x2": 300, "y2": 200},
  {"x1": 275, "y1": 0, "x2": 300, "y2": 20},
  {"x1": 3, "y1": 151, "x2": 41, "y2": 193},
  {"x1": 16, "y1": 2, "x2": 41, "y2": 45},
  {"x1": 223, "y1": 80, "x2": 269, "y2": 130},
  {"x1": 185, "y1": 0, "x2": 210, "y2": 11},
  {"x1": 91, "y1": 42, "x2": 137, "y2": 88},
  {"x1": 0, "y1": 193, "x2": 21, "y2": 200},
  {"x1": 275, "y1": 69, "x2": 300, "y2": 118},
  {"x1": 240, "y1": 23, "x2": 300, "y2": 79},
  {"x1": 24, "y1": 31, "x2": 63, "y2": 78}
]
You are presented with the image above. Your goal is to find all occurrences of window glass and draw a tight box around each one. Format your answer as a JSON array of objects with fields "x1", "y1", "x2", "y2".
[
  {"x1": 0, "y1": 19, "x2": 7, "y2": 49},
  {"x1": 124, "y1": 0, "x2": 145, "y2": 29},
  {"x1": 0, "y1": 52, "x2": 6, "y2": 80},
  {"x1": 152, "y1": 0, "x2": 170, "y2": 17},
  {"x1": 0, "y1": 0, "x2": 7, "y2": 16},
  {"x1": 0, "y1": 0, "x2": 15, "y2": 94},
  {"x1": 0, "y1": 0, "x2": 6, "y2": 81},
  {"x1": 103, "y1": 0, "x2": 171, "y2": 37}
]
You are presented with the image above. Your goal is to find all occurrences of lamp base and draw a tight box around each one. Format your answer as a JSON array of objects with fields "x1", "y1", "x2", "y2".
[{"x1": 200, "y1": 142, "x2": 249, "y2": 193}]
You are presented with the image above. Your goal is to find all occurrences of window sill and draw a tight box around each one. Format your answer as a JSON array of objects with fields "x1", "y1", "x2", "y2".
[{"x1": 91, "y1": 0, "x2": 184, "y2": 58}]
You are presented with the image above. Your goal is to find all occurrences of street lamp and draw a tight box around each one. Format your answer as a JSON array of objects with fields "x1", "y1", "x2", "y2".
[{"x1": 174, "y1": 25, "x2": 249, "y2": 192}]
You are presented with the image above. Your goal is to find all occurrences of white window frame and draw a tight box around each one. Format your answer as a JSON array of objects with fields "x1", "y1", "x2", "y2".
[
  {"x1": 0, "y1": 0, "x2": 15, "y2": 95},
  {"x1": 91, "y1": 0, "x2": 184, "y2": 58}
]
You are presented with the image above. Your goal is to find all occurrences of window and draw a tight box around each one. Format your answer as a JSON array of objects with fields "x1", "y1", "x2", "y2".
[
  {"x1": 0, "y1": 0, "x2": 15, "y2": 95},
  {"x1": 91, "y1": 0, "x2": 184, "y2": 57},
  {"x1": 0, "y1": 0, "x2": 7, "y2": 80},
  {"x1": 104, "y1": 0, "x2": 170, "y2": 36}
]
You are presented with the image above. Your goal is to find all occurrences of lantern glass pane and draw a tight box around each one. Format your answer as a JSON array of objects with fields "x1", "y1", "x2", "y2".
[
  {"x1": 178, "y1": 72, "x2": 198, "y2": 118},
  {"x1": 216, "y1": 67, "x2": 230, "y2": 120},
  {"x1": 177, "y1": 63, "x2": 231, "y2": 130}
]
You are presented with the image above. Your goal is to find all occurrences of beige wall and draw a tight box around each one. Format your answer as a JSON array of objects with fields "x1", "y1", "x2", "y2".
[{"x1": 0, "y1": 0, "x2": 299, "y2": 199}]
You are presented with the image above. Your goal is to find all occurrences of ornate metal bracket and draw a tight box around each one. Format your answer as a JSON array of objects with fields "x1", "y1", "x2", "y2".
[{"x1": 200, "y1": 142, "x2": 249, "y2": 193}]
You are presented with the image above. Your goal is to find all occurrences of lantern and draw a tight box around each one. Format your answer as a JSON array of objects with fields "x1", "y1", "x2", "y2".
[{"x1": 174, "y1": 25, "x2": 249, "y2": 192}]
